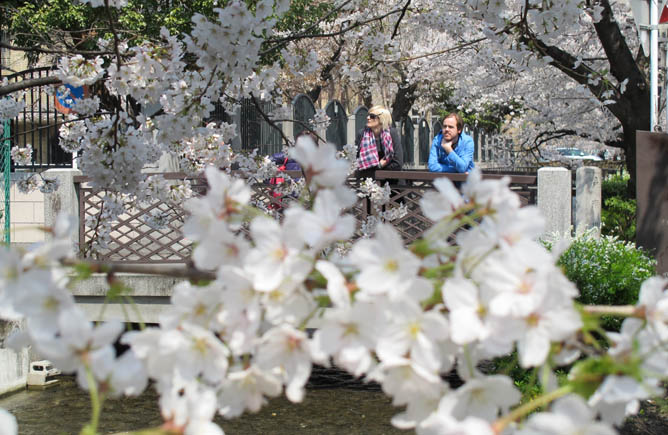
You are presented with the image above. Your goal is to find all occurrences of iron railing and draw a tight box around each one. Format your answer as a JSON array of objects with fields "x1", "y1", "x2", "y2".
[{"x1": 4, "y1": 66, "x2": 73, "y2": 170}]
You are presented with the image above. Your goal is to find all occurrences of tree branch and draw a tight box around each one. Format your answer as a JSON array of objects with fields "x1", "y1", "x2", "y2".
[
  {"x1": 0, "y1": 76, "x2": 62, "y2": 97},
  {"x1": 0, "y1": 41, "x2": 113, "y2": 57},
  {"x1": 62, "y1": 258, "x2": 217, "y2": 281},
  {"x1": 261, "y1": 6, "x2": 406, "y2": 56},
  {"x1": 391, "y1": 0, "x2": 411, "y2": 40},
  {"x1": 307, "y1": 38, "x2": 345, "y2": 102}
]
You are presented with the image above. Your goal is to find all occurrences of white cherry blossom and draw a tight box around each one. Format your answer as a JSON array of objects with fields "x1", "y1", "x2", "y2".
[
  {"x1": 442, "y1": 276, "x2": 490, "y2": 345},
  {"x1": 636, "y1": 276, "x2": 668, "y2": 340},
  {"x1": 376, "y1": 298, "x2": 449, "y2": 372},
  {"x1": 289, "y1": 137, "x2": 349, "y2": 189},
  {"x1": 244, "y1": 217, "x2": 313, "y2": 293},
  {"x1": 438, "y1": 375, "x2": 521, "y2": 422},
  {"x1": 350, "y1": 223, "x2": 421, "y2": 298},
  {"x1": 417, "y1": 414, "x2": 494, "y2": 435},
  {"x1": 588, "y1": 375, "x2": 661, "y2": 426},
  {"x1": 218, "y1": 364, "x2": 282, "y2": 418},
  {"x1": 284, "y1": 188, "x2": 356, "y2": 250},
  {"x1": 255, "y1": 324, "x2": 312, "y2": 402},
  {"x1": 420, "y1": 177, "x2": 464, "y2": 221},
  {"x1": 310, "y1": 300, "x2": 383, "y2": 377},
  {"x1": 158, "y1": 374, "x2": 222, "y2": 435},
  {"x1": 518, "y1": 394, "x2": 616, "y2": 435}
]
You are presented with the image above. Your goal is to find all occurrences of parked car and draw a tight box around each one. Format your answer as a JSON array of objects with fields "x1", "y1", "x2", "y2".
[
  {"x1": 556, "y1": 148, "x2": 603, "y2": 161},
  {"x1": 27, "y1": 360, "x2": 61, "y2": 389}
]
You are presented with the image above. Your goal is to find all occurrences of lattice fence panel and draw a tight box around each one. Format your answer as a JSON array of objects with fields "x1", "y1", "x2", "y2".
[
  {"x1": 81, "y1": 189, "x2": 194, "y2": 263},
  {"x1": 385, "y1": 187, "x2": 434, "y2": 244},
  {"x1": 78, "y1": 173, "x2": 535, "y2": 263}
]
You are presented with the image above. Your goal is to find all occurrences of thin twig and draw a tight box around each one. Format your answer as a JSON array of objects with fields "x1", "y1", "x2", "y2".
[
  {"x1": 391, "y1": 0, "x2": 411, "y2": 40},
  {"x1": 582, "y1": 305, "x2": 642, "y2": 318}
]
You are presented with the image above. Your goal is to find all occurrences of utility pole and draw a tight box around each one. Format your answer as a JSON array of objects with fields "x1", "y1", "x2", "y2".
[{"x1": 627, "y1": 0, "x2": 668, "y2": 131}]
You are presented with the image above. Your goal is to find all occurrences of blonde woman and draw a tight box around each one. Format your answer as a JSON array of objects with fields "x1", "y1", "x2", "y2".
[{"x1": 355, "y1": 105, "x2": 403, "y2": 178}]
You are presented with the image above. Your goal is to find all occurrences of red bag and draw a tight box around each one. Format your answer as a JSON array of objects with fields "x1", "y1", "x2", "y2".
[
  {"x1": 269, "y1": 157, "x2": 288, "y2": 185},
  {"x1": 268, "y1": 157, "x2": 288, "y2": 209}
]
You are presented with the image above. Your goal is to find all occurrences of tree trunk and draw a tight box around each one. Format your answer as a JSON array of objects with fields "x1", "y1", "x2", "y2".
[
  {"x1": 306, "y1": 40, "x2": 344, "y2": 104},
  {"x1": 517, "y1": 0, "x2": 649, "y2": 198},
  {"x1": 391, "y1": 81, "x2": 417, "y2": 126}
]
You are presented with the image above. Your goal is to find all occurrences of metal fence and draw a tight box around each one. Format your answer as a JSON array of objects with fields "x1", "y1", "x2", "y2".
[
  {"x1": 3, "y1": 67, "x2": 72, "y2": 170},
  {"x1": 325, "y1": 100, "x2": 347, "y2": 150},
  {"x1": 400, "y1": 117, "x2": 415, "y2": 165},
  {"x1": 238, "y1": 98, "x2": 282, "y2": 155},
  {"x1": 74, "y1": 171, "x2": 537, "y2": 263},
  {"x1": 292, "y1": 94, "x2": 316, "y2": 139}
]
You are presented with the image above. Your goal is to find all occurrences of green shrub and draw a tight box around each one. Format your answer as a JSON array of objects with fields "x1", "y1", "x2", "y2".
[
  {"x1": 601, "y1": 196, "x2": 636, "y2": 241},
  {"x1": 601, "y1": 172, "x2": 636, "y2": 241},
  {"x1": 557, "y1": 235, "x2": 655, "y2": 330},
  {"x1": 601, "y1": 172, "x2": 629, "y2": 200}
]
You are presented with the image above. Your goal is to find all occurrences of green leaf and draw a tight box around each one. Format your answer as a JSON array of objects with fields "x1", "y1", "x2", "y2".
[
  {"x1": 73, "y1": 262, "x2": 93, "y2": 280},
  {"x1": 106, "y1": 280, "x2": 131, "y2": 300}
]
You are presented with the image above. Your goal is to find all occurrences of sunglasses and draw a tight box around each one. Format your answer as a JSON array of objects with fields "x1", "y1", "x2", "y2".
[{"x1": 368, "y1": 113, "x2": 380, "y2": 120}]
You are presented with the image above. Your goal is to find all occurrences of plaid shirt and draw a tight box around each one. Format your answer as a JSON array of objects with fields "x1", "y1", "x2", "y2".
[{"x1": 357, "y1": 128, "x2": 394, "y2": 170}]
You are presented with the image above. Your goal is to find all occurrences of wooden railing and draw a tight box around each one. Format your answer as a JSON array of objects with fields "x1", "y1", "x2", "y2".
[{"x1": 74, "y1": 170, "x2": 537, "y2": 264}]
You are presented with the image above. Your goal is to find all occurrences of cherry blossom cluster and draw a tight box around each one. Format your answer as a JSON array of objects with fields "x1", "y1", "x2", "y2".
[
  {"x1": 15, "y1": 172, "x2": 60, "y2": 195},
  {"x1": 9, "y1": 145, "x2": 32, "y2": 166},
  {"x1": 50, "y1": 2, "x2": 288, "y2": 201},
  {"x1": 0, "y1": 86, "x2": 25, "y2": 125},
  {"x1": 56, "y1": 55, "x2": 105, "y2": 88},
  {"x1": 4, "y1": 135, "x2": 668, "y2": 435}
]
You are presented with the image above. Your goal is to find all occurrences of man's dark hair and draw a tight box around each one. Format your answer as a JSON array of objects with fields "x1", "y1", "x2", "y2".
[{"x1": 443, "y1": 112, "x2": 463, "y2": 131}]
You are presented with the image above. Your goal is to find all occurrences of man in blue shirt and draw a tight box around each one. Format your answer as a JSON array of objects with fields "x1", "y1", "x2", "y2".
[{"x1": 428, "y1": 112, "x2": 475, "y2": 173}]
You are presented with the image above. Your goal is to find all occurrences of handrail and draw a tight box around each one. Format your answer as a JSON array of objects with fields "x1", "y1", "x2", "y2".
[
  {"x1": 374, "y1": 169, "x2": 537, "y2": 184},
  {"x1": 73, "y1": 170, "x2": 537, "y2": 185}
]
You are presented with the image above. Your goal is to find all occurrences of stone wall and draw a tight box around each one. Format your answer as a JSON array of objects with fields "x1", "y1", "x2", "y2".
[
  {"x1": 9, "y1": 174, "x2": 46, "y2": 246},
  {"x1": 0, "y1": 320, "x2": 29, "y2": 396}
]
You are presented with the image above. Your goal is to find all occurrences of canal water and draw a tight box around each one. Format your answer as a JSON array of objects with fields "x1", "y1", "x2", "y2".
[{"x1": 0, "y1": 376, "x2": 405, "y2": 434}]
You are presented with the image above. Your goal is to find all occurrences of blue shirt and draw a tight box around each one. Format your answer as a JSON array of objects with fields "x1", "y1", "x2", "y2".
[{"x1": 428, "y1": 131, "x2": 475, "y2": 173}]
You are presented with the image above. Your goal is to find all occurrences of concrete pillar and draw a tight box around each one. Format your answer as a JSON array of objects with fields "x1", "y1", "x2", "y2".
[
  {"x1": 43, "y1": 168, "x2": 82, "y2": 251},
  {"x1": 575, "y1": 166, "x2": 602, "y2": 237},
  {"x1": 347, "y1": 114, "x2": 356, "y2": 146},
  {"x1": 316, "y1": 124, "x2": 327, "y2": 144},
  {"x1": 411, "y1": 121, "x2": 419, "y2": 167},
  {"x1": 538, "y1": 167, "x2": 572, "y2": 237},
  {"x1": 281, "y1": 104, "x2": 293, "y2": 142}
]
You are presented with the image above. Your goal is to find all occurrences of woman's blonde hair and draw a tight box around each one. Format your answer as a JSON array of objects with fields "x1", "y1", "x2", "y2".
[{"x1": 369, "y1": 105, "x2": 393, "y2": 130}]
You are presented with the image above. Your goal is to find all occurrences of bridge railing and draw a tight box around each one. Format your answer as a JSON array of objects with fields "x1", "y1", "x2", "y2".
[{"x1": 72, "y1": 170, "x2": 537, "y2": 264}]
